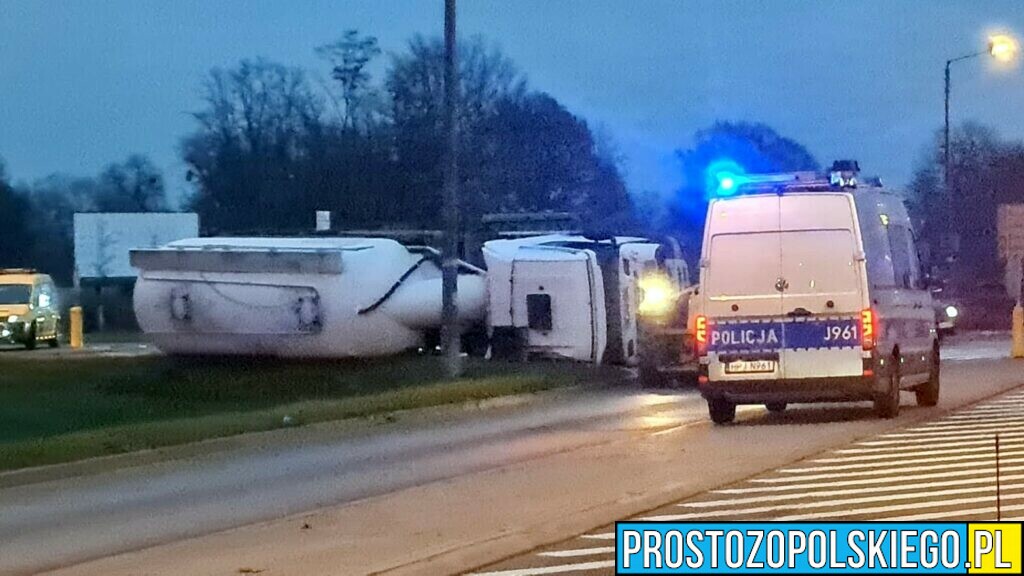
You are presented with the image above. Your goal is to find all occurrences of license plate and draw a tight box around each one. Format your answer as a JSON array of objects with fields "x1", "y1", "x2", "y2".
[{"x1": 725, "y1": 359, "x2": 777, "y2": 374}]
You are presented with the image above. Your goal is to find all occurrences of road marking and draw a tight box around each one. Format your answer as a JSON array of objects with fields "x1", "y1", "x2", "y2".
[
  {"x1": 945, "y1": 409, "x2": 1024, "y2": 419},
  {"x1": 840, "y1": 430, "x2": 1024, "y2": 447},
  {"x1": 811, "y1": 445, "x2": 1023, "y2": 464},
  {"x1": 947, "y1": 406, "x2": 1024, "y2": 415},
  {"x1": 775, "y1": 493, "x2": 1024, "y2": 521},
  {"x1": 580, "y1": 533, "x2": 615, "y2": 541},
  {"x1": 537, "y1": 547, "x2": 615, "y2": 558},
  {"x1": 877, "y1": 427, "x2": 1024, "y2": 440},
  {"x1": 782, "y1": 450, "x2": 1024, "y2": 473},
  {"x1": 901, "y1": 420, "x2": 1024, "y2": 434},
  {"x1": 909, "y1": 421, "x2": 1024, "y2": 433},
  {"x1": 764, "y1": 457, "x2": 1024, "y2": 481},
  {"x1": 651, "y1": 483, "x2": 1024, "y2": 520},
  {"x1": 779, "y1": 455, "x2": 1024, "y2": 476},
  {"x1": 835, "y1": 437, "x2": 1024, "y2": 454},
  {"x1": 471, "y1": 560, "x2": 616, "y2": 575},
  {"x1": 883, "y1": 503, "x2": 1024, "y2": 521},
  {"x1": 688, "y1": 474, "x2": 1024, "y2": 507},
  {"x1": 921, "y1": 415, "x2": 1024, "y2": 426},
  {"x1": 717, "y1": 465, "x2": 1024, "y2": 493}
]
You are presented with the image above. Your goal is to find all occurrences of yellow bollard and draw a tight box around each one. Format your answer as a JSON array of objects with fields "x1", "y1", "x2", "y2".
[
  {"x1": 70, "y1": 306, "x2": 83, "y2": 349},
  {"x1": 1013, "y1": 304, "x2": 1024, "y2": 359}
]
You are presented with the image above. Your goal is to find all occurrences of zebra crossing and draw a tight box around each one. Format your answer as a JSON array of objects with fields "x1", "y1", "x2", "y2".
[{"x1": 470, "y1": 389, "x2": 1024, "y2": 575}]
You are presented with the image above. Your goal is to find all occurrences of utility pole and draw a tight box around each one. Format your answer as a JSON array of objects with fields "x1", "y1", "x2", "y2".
[
  {"x1": 441, "y1": 0, "x2": 462, "y2": 377},
  {"x1": 943, "y1": 61, "x2": 951, "y2": 199}
]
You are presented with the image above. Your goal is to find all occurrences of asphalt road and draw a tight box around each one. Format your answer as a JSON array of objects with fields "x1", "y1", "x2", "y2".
[
  {"x1": 475, "y1": 384, "x2": 1024, "y2": 575},
  {"x1": 0, "y1": 333, "x2": 1020, "y2": 576}
]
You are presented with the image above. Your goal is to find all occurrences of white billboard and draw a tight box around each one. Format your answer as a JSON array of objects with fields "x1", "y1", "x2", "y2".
[{"x1": 74, "y1": 213, "x2": 199, "y2": 280}]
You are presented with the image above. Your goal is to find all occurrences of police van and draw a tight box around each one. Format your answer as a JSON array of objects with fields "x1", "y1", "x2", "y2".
[{"x1": 694, "y1": 162, "x2": 938, "y2": 424}]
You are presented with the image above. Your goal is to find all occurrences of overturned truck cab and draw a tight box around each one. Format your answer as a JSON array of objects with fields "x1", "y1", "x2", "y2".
[{"x1": 482, "y1": 234, "x2": 696, "y2": 383}]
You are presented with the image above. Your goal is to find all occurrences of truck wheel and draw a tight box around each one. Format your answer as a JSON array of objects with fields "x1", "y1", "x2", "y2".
[
  {"x1": 708, "y1": 398, "x2": 736, "y2": 424},
  {"x1": 874, "y1": 354, "x2": 901, "y2": 418},
  {"x1": 915, "y1": 346, "x2": 940, "y2": 407},
  {"x1": 765, "y1": 402, "x2": 787, "y2": 413},
  {"x1": 24, "y1": 322, "x2": 37, "y2": 350}
]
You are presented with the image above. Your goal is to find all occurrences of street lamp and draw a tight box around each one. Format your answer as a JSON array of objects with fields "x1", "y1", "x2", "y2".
[
  {"x1": 990, "y1": 34, "x2": 1020, "y2": 63},
  {"x1": 944, "y1": 34, "x2": 1019, "y2": 192}
]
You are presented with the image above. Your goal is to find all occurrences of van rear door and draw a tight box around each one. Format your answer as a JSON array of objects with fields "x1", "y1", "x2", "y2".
[
  {"x1": 777, "y1": 194, "x2": 866, "y2": 379},
  {"x1": 703, "y1": 195, "x2": 785, "y2": 380}
]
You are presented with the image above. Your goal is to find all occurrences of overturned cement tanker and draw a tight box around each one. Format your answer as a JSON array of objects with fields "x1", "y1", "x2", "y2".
[{"x1": 130, "y1": 237, "x2": 486, "y2": 358}]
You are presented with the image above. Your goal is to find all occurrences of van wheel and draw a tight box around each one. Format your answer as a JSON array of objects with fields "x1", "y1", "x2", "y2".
[
  {"x1": 708, "y1": 398, "x2": 736, "y2": 424},
  {"x1": 915, "y1": 346, "x2": 940, "y2": 407},
  {"x1": 874, "y1": 354, "x2": 901, "y2": 418},
  {"x1": 765, "y1": 402, "x2": 787, "y2": 413},
  {"x1": 24, "y1": 322, "x2": 37, "y2": 350}
]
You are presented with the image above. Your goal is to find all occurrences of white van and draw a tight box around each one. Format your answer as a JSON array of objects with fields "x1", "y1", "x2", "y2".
[{"x1": 694, "y1": 171, "x2": 939, "y2": 423}]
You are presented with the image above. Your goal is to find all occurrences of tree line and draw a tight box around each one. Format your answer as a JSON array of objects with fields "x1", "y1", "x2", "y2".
[
  {"x1": 3, "y1": 30, "x2": 647, "y2": 285},
  {"x1": 16, "y1": 27, "x2": 1015, "y2": 294},
  {"x1": 906, "y1": 122, "x2": 1024, "y2": 293},
  {"x1": 182, "y1": 32, "x2": 635, "y2": 234}
]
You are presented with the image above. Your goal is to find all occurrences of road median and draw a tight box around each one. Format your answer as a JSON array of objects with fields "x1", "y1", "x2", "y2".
[{"x1": 0, "y1": 355, "x2": 621, "y2": 473}]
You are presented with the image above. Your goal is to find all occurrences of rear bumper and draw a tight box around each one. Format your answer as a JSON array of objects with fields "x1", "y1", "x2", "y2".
[{"x1": 699, "y1": 374, "x2": 876, "y2": 404}]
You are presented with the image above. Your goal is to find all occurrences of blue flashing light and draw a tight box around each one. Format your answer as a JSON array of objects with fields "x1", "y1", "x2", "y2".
[{"x1": 705, "y1": 160, "x2": 747, "y2": 198}]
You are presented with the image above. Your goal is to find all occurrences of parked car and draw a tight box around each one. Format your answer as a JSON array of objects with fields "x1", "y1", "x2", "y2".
[{"x1": 0, "y1": 269, "x2": 61, "y2": 349}]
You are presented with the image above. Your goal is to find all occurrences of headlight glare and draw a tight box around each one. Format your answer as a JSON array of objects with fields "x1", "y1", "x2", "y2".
[{"x1": 638, "y1": 275, "x2": 676, "y2": 316}]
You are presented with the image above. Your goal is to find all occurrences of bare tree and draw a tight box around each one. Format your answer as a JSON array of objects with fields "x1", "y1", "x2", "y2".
[
  {"x1": 97, "y1": 154, "x2": 167, "y2": 212},
  {"x1": 387, "y1": 35, "x2": 527, "y2": 133},
  {"x1": 316, "y1": 30, "x2": 382, "y2": 130},
  {"x1": 183, "y1": 59, "x2": 324, "y2": 231},
  {"x1": 191, "y1": 59, "x2": 323, "y2": 154}
]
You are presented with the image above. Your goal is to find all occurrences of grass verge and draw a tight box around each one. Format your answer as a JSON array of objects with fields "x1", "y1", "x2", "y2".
[{"x1": 0, "y1": 355, "x2": 620, "y2": 471}]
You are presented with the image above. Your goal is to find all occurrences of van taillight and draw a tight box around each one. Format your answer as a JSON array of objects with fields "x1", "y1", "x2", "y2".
[
  {"x1": 695, "y1": 315, "x2": 708, "y2": 355},
  {"x1": 861, "y1": 309, "x2": 875, "y2": 350}
]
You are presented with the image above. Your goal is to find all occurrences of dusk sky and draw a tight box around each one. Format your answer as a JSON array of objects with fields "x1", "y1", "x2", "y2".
[{"x1": 1, "y1": 0, "x2": 1022, "y2": 203}]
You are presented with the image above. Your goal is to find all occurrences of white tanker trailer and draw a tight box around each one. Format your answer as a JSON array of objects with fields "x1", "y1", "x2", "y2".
[{"x1": 130, "y1": 237, "x2": 486, "y2": 358}]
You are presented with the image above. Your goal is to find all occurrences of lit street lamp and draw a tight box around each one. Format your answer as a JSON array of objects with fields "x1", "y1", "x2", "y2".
[
  {"x1": 944, "y1": 34, "x2": 1019, "y2": 193},
  {"x1": 990, "y1": 34, "x2": 1020, "y2": 63}
]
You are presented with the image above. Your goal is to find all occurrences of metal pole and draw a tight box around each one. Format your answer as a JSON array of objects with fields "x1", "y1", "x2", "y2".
[
  {"x1": 996, "y1": 433, "x2": 1002, "y2": 521},
  {"x1": 441, "y1": 0, "x2": 462, "y2": 377},
  {"x1": 942, "y1": 51, "x2": 985, "y2": 234},
  {"x1": 944, "y1": 61, "x2": 951, "y2": 199}
]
